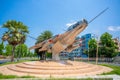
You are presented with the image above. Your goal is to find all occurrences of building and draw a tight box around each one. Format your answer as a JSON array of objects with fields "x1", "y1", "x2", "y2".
[
  {"x1": 68, "y1": 37, "x2": 82, "y2": 57},
  {"x1": 80, "y1": 33, "x2": 96, "y2": 54},
  {"x1": 69, "y1": 33, "x2": 96, "y2": 57},
  {"x1": 113, "y1": 38, "x2": 120, "y2": 52}
]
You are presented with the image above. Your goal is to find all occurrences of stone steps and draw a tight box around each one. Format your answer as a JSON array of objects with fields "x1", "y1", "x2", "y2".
[
  {"x1": 7, "y1": 65, "x2": 102, "y2": 74},
  {"x1": 7, "y1": 61, "x2": 104, "y2": 75},
  {"x1": 15, "y1": 62, "x2": 92, "y2": 70},
  {"x1": 22, "y1": 61, "x2": 89, "y2": 67},
  {"x1": 1, "y1": 61, "x2": 112, "y2": 77}
]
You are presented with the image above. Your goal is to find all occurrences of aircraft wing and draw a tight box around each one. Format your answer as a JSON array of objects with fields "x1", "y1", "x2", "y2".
[{"x1": 29, "y1": 41, "x2": 45, "y2": 50}]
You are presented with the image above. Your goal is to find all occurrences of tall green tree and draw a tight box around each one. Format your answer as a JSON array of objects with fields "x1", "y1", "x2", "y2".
[
  {"x1": 15, "y1": 44, "x2": 28, "y2": 58},
  {"x1": 35, "y1": 30, "x2": 53, "y2": 60},
  {"x1": 100, "y1": 32, "x2": 117, "y2": 58},
  {"x1": 88, "y1": 39, "x2": 97, "y2": 57},
  {"x1": 15, "y1": 44, "x2": 35, "y2": 58},
  {"x1": 4, "y1": 44, "x2": 12, "y2": 56},
  {"x1": 0, "y1": 41, "x2": 4, "y2": 55},
  {"x1": 2, "y1": 20, "x2": 29, "y2": 61}
]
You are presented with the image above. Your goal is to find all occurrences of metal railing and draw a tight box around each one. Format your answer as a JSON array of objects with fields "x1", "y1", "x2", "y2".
[{"x1": 74, "y1": 57, "x2": 113, "y2": 63}]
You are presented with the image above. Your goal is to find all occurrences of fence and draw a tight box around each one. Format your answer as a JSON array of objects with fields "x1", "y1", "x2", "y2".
[{"x1": 74, "y1": 57, "x2": 113, "y2": 63}]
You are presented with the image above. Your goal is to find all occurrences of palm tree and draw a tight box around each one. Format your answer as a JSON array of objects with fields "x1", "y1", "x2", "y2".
[
  {"x1": 35, "y1": 30, "x2": 53, "y2": 60},
  {"x1": 2, "y1": 20, "x2": 29, "y2": 62},
  {"x1": 36, "y1": 30, "x2": 53, "y2": 43}
]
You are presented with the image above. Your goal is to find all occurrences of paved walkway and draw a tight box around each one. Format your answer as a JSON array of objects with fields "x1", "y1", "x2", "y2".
[{"x1": 0, "y1": 75, "x2": 120, "y2": 80}]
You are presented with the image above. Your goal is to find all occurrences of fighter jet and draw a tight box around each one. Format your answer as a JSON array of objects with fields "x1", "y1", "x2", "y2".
[{"x1": 30, "y1": 19, "x2": 88, "y2": 60}]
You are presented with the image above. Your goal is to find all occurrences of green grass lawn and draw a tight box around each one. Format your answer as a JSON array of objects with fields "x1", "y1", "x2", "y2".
[
  {"x1": 0, "y1": 73, "x2": 35, "y2": 79},
  {"x1": 100, "y1": 64, "x2": 120, "y2": 75}
]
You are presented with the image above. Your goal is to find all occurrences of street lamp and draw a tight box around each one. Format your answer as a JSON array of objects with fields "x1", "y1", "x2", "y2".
[
  {"x1": 88, "y1": 44, "x2": 89, "y2": 62},
  {"x1": 96, "y1": 36, "x2": 99, "y2": 65},
  {"x1": 92, "y1": 33, "x2": 99, "y2": 64}
]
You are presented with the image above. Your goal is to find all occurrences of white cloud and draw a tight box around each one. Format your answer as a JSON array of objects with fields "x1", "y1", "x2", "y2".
[
  {"x1": 108, "y1": 26, "x2": 115, "y2": 31},
  {"x1": 66, "y1": 22, "x2": 77, "y2": 27},
  {"x1": 108, "y1": 26, "x2": 120, "y2": 31}
]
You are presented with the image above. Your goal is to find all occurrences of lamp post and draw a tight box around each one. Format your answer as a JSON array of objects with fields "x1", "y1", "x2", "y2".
[
  {"x1": 96, "y1": 36, "x2": 99, "y2": 65},
  {"x1": 88, "y1": 45, "x2": 89, "y2": 62}
]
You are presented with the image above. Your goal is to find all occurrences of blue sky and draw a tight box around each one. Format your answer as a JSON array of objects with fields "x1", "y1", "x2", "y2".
[{"x1": 0, "y1": 0, "x2": 120, "y2": 47}]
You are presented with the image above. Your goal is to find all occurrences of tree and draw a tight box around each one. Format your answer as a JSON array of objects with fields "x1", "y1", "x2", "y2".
[
  {"x1": 2, "y1": 20, "x2": 29, "y2": 61},
  {"x1": 83, "y1": 49, "x2": 89, "y2": 55},
  {"x1": 100, "y1": 32, "x2": 114, "y2": 47},
  {"x1": 88, "y1": 39, "x2": 97, "y2": 57},
  {"x1": 15, "y1": 44, "x2": 28, "y2": 58},
  {"x1": 36, "y1": 30, "x2": 53, "y2": 43},
  {"x1": 4, "y1": 44, "x2": 12, "y2": 56},
  {"x1": 35, "y1": 30, "x2": 53, "y2": 60},
  {"x1": 15, "y1": 44, "x2": 35, "y2": 58},
  {"x1": 100, "y1": 32, "x2": 117, "y2": 58},
  {"x1": 0, "y1": 41, "x2": 4, "y2": 55}
]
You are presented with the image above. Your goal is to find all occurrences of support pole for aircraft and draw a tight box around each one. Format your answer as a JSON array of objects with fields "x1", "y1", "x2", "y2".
[{"x1": 52, "y1": 53, "x2": 60, "y2": 60}]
